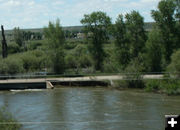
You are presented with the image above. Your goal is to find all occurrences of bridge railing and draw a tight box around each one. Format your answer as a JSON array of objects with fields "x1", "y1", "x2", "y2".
[{"x1": 0, "y1": 72, "x2": 179, "y2": 80}]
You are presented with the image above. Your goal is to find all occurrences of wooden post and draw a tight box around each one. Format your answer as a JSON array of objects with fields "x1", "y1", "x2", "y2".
[{"x1": 1, "y1": 25, "x2": 8, "y2": 58}]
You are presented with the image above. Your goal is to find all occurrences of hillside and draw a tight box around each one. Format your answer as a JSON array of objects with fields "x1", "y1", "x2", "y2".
[{"x1": 3, "y1": 22, "x2": 154, "y2": 35}]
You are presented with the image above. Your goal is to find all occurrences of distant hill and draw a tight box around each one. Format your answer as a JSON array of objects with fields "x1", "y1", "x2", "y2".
[{"x1": 2, "y1": 22, "x2": 154, "y2": 35}]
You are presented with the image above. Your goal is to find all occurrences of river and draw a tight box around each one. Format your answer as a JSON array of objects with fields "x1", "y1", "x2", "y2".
[{"x1": 0, "y1": 87, "x2": 180, "y2": 130}]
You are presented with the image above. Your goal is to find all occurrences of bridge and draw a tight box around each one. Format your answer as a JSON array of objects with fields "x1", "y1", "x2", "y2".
[{"x1": 0, "y1": 74, "x2": 164, "y2": 90}]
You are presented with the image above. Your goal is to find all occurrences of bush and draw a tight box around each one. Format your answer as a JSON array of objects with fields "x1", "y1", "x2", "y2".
[
  {"x1": 0, "y1": 59, "x2": 9, "y2": 75},
  {"x1": 65, "y1": 44, "x2": 92, "y2": 69},
  {"x1": 0, "y1": 58, "x2": 24, "y2": 75},
  {"x1": 145, "y1": 80, "x2": 160, "y2": 92},
  {"x1": 124, "y1": 58, "x2": 145, "y2": 88},
  {"x1": 160, "y1": 79, "x2": 180, "y2": 95},
  {"x1": 50, "y1": 48, "x2": 65, "y2": 74},
  {"x1": 103, "y1": 46, "x2": 120, "y2": 73},
  {"x1": 167, "y1": 49, "x2": 180, "y2": 77},
  {"x1": 65, "y1": 54, "x2": 77, "y2": 69},
  {"x1": 64, "y1": 41, "x2": 77, "y2": 50},
  {"x1": 145, "y1": 79, "x2": 180, "y2": 95},
  {"x1": 21, "y1": 51, "x2": 46, "y2": 72},
  {"x1": 8, "y1": 42, "x2": 20, "y2": 54},
  {"x1": 27, "y1": 41, "x2": 43, "y2": 50},
  {"x1": 5, "y1": 58, "x2": 24, "y2": 75},
  {"x1": 0, "y1": 107, "x2": 21, "y2": 130},
  {"x1": 113, "y1": 80, "x2": 129, "y2": 88},
  {"x1": 79, "y1": 54, "x2": 92, "y2": 68}
]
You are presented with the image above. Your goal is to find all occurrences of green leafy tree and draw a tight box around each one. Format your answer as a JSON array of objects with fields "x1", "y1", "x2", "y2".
[
  {"x1": 44, "y1": 19, "x2": 65, "y2": 74},
  {"x1": 81, "y1": 11, "x2": 111, "y2": 71},
  {"x1": 113, "y1": 14, "x2": 130, "y2": 69},
  {"x1": 145, "y1": 29, "x2": 163, "y2": 72},
  {"x1": 151, "y1": 0, "x2": 178, "y2": 63},
  {"x1": 13, "y1": 27, "x2": 24, "y2": 47},
  {"x1": 125, "y1": 11, "x2": 147, "y2": 58},
  {"x1": 167, "y1": 49, "x2": 180, "y2": 77},
  {"x1": 175, "y1": 0, "x2": 180, "y2": 22}
]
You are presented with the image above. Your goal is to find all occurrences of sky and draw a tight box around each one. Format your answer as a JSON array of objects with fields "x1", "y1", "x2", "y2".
[{"x1": 0, "y1": 0, "x2": 161, "y2": 30}]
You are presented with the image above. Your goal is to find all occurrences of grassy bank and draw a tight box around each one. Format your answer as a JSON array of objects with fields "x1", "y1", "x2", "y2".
[{"x1": 113, "y1": 78, "x2": 180, "y2": 95}]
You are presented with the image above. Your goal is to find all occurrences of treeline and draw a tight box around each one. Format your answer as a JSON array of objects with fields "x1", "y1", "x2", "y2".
[
  {"x1": 80, "y1": 0, "x2": 180, "y2": 74},
  {"x1": 0, "y1": 0, "x2": 179, "y2": 76}
]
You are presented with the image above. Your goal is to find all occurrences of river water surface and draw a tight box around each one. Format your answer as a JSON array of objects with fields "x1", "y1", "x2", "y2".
[{"x1": 0, "y1": 87, "x2": 180, "y2": 130}]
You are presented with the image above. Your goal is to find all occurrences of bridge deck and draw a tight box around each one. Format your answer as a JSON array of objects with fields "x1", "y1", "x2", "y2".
[{"x1": 0, "y1": 75, "x2": 164, "y2": 84}]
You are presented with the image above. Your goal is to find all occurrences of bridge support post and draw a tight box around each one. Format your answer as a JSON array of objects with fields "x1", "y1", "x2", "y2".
[{"x1": 46, "y1": 81, "x2": 54, "y2": 89}]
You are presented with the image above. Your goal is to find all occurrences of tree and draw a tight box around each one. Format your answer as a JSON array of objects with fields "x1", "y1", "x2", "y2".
[
  {"x1": 44, "y1": 19, "x2": 65, "y2": 74},
  {"x1": 113, "y1": 14, "x2": 130, "y2": 69},
  {"x1": 167, "y1": 49, "x2": 180, "y2": 77},
  {"x1": 175, "y1": 0, "x2": 180, "y2": 22},
  {"x1": 81, "y1": 11, "x2": 111, "y2": 71},
  {"x1": 1, "y1": 25, "x2": 8, "y2": 58},
  {"x1": 151, "y1": 0, "x2": 178, "y2": 63},
  {"x1": 145, "y1": 29, "x2": 163, "y2": 72},
  {"x1": 125, "y1": 11, "x2": 147, "y2": 58},
  {"x1": 13, "y1": 27, "x2": 24, "y2": 47}
]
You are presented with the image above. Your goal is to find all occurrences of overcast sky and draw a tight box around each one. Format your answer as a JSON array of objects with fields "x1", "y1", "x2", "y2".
[{"x1": 0, "y1": 0, "x2": 160, "y2": 30}]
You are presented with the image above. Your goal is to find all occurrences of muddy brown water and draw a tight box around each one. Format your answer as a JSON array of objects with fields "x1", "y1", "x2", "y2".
[{"x1": 0, "y1": 87, "x2": 180, "y2": 130}]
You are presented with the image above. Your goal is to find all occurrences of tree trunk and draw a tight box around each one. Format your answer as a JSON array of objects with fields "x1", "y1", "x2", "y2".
[{"x1": 1, "y1": 25, "x2": 8, "y2": 58}]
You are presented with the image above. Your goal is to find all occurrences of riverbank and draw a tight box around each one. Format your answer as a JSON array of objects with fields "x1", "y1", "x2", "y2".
[
  {"x1": 113, "y1": 79, "x2": 180, "y2": 95},
  {"x1": 0, "y1": 74, "x2": 179, "y2": 95}
]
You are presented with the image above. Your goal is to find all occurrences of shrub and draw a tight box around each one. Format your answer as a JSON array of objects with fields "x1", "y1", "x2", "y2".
[
  {"x1": 21, "y1": 51, "x2": 46, "y2": 72},
  {"x1": 27, "y1": 41, "x2": 43, "y2": 50},
  {"x1": 124, "y1": 58, "x2": 145, "y2": 88},
  {"x1": 145, "y1": 80, "x2": 160, "y2": 92},
  {"x1": 144, "y1": 79, "x2": 180, "y2": 95},
  {"x1": 64, "y1": 41, "x2": 77, "y2": 50},
  {"x1": 167, "y1": 49, "x2": 180, "y2": 77},
  {"x1": 113, "y1": 80, "x2": 129, "y2": 88},
  {"x1": 50, "y1": 48, "x2": 65, "y2": 74},
  {"x1": 5, "y1": 58, "x2": 24, "y2": 74},
  {"x1": 79, "y1": 54, "x2": 92, "y2": 68},
  {"x1": 0, "y1": 59, "x2": 9, "y2": 75},
  {"x1": 0, "y1": 58, "x2": 24, "y2": 75},
  {"x1": 0, "y1": 107, "x2": 21, "y2": 130},
  {"x1": 8, "y1": 42, "x2": 20, "y2": 54},
  {"x1": 160, "y1": 79, "x2": 180, "y2": 95},
  {"x1": 65, "y1": 54, "x2": 77, "y2": 69}
]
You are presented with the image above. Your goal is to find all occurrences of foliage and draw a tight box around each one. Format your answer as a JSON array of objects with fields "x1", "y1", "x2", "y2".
[
  {"x1": 145, "y1": 29, "x2": 163, "y2": 72},
  {"x1": 21, "y1": 50, "x2": 46, "y2": 72},
  {"x1": 13, "y1": 27, "x2": 24, "y2": 47},
  {"x1": 50, "y1": 48, "x2": 65, "y2": 74},
  {"x1": 103, "y1": 44, "x2": 120, "y2": 73},
  {"x1": 44, "y1": 19, "x2": 65, "y2": 74},
  {"x1": 27, "y1": 41, "x2": 43, "y2": 50},
  {"x1": 113, "y1": 14, "x2": 130, "y2": 69},
  {"x1": 151, "y1": 0, "x2": 178, "y2": 63},
  {"x1": 0, "y1": 107, "x2": 21, "y2": 130},
  {"x1": 124, "y1": 57, "x2": 145, "y2": 88},
  {"x1": 167, "y1": 49, "x2": 180, "y2": 77},
  {"x1": 65, "y1": 44, "x2": 92, "y2": 71},
  {"x1": 145, "y1": 78, "x2": 180, "y2": 95},
  {"x1": 65, "y1": 54, "x2": 77, "y2": 69},
  {"x1": 0, "y1": 50, "x2": 46, "y2": 74},
  {"x1": 7, "y1": 42, "x2": 20, "y2": 54},
  {"x1": 0, "y1": 57, "x2": 24, "y2": 75},
  {"x1": 81, "y1": 11, "x2": 112, "y2": 71},
  {"x1": 145, "y1": 80, "x2": 161, "y2": 92},
  {"x1": 125, "y1": 11, "x2": 147, "y2": 58},
  {"x1": 159, "y1": 79, "x2": 180, "y2": 95}
]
